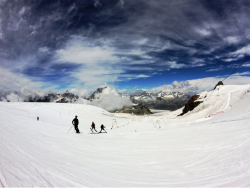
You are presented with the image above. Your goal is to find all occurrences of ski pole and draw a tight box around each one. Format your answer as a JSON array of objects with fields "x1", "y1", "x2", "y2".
[{"x1": 67, "y1": 125, "x2": 74, "y2": 133}]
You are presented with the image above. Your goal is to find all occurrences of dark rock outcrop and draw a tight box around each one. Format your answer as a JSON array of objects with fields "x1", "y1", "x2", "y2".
[
  {"x1": 116, "y1": 103, "x2": 152, "y2": 115},
  {"x1": 213, "y1": 81, "x2": 223, "y2": 90},
  {"x1": 27, "y1": 93, "x2": 57, "y2": 102},
  {"x1": 88, "y1": 87, "x2": 107, "y2": 100},
  {"x1": 178, "y1": 95, "x2": 202, "y2": 116}
]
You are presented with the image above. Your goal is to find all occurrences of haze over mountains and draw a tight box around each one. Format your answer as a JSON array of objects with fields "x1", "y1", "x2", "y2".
[{"x1": 0, "y1": 85, "x2": 190, "y2": 112}]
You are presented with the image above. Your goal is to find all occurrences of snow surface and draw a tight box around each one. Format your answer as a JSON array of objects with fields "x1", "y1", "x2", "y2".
[{"x1": 1, "y1": 85, "x2": 250, "y2": 187}]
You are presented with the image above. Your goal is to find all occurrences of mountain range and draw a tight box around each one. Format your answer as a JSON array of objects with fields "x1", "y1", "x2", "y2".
[
  {"x1": 0, "y1": 87, "x2": 190, "y2": 111},
  {"x1": 130, "y1": 91, "x2": 190, "y2": 110},
  {"x1": 88, "y1": 86, "x2": 190, "y2": 111},
  {"x1": 0, "y1": 90, "x2": 79, "y2": 103}
]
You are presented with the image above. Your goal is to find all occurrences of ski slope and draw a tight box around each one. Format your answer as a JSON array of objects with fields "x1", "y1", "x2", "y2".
[{"x1": 0, "y1": 85, "x2": 250, "y2": 187}]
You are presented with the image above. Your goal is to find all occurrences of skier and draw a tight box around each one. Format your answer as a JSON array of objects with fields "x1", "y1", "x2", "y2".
[
  {"x1": 90, "y1": 122, "x2": 97, "y2": 132},
  {"x1": 72, "y1": 116, "x2": 80, "y2": 133},
  {"x1": 99, "y1": 124, "x2": 107, "y2": 133}
]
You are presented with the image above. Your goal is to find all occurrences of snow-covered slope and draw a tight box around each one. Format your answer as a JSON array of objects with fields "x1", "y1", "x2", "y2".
[{"x1": 0, "y1": 84, "x2": 250, "y2": 187}]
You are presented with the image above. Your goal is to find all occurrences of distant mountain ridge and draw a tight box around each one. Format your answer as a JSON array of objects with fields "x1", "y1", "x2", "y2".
[
  {"x1": 29, "y1": 90, "x2": 79, "y2": 103},
  {"x1": 88, "y1": 86, "x2": 190, "y2": 111},
  {"x1": 0, "y1": 90, "x2": 79, "y2": 103},
  {"x1": 130, "y1": 91, "x2": 190, "y2": 110},
  {"x1": 0, "y1": 86, "x2": 190, "y2": 111}
]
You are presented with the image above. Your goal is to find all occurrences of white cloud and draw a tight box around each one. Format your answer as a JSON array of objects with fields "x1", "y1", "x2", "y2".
[
  {"x1": 94, "y1": 0, "x2": 102, "y2": 8},
  {"x1": 119, "y1": 88, "x2": 146, "y2": 96},
  {"x1": 68, "y1": 3, "x2": 76, "y2": 13},
  {"x1": 54, "y1": 36, "x2": 158, "y2": 89},
  {"x1": 0, "y1": 97, "x2": 7, "y2": 102},
  {"x1": 136, "y1": 74, "x2": 149, "y2": 78},
  {"x1": 68, "y1": 89, "x2": 79, "y2": 95},
  {"x1": 150, "y1": 80, "x2": 197, "y2": 95},
  {"x1": 233, "y1": 44, "x2": 250, "y2": 56},
  {"x1": 224, "y1": 36, "x2": 239, "y2": 44},
  {"x1": 38, "y1": 47, "x2": 51, "y2": 55},
  {"x1": 188, "y1": 74, "x2": 250, "y2": 92},
  {"x1": 118, "y1": 0, "x2": 125, "y2": 9},
  {"x1": 54, "y1": 36, "x2": 127, "y2": 89},
  {"x1": 224, "y1": 57, "x2": 242, "y2": 62},
  {"x1": 7, "y1": 93, "x2": 24, "y2": 102},
  {"x1": 147, "y1": 75, "x2": 250, "y2": 96},
  {"x1": 91, "y1": 85, "x2": 132, "y2": 111},
  {"x1": 18, "y1": 7, "x2": 26, "y2": 16},
  {"x1": 132, "y1": 38, "x2": 148, "y2": 45},
  {"x1": 231, "y1": 71, "x2": 250, "y2": 76},
  {"x1": 56, "y1": 43, "x2": 116, "y2": 65},
  {"x1": 163, "y1": 61, "x2": 186, "y2": 69},
  {"x1": 206, "y1": 66, "x2": 223, "y2": 72},
  {"x1": 172, "y1": 80, "x2": 190, "y2": 88},
  {"x1": 243, "y1": 63, "x2": 250, "y2": 67},
  {"x1": 196, "y1": 28, "x2": 211, "y2": 36},
  {"x1": 74, "y1": 98, "x2": 90, "y2": 104},
  {"x1": 78, "y1": 88, "x2": 90, "y2": 98},
  {"x1": 74, "y1": 67, "x2": 122, "y2": 89},
  {"x1": 0, "y1": 67, "x2": 55, "y2": 92}
]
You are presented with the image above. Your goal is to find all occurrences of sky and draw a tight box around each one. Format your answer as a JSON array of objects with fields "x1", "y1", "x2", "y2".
[{"x1": 0, "y1": 0, "x2": 250, "y2": 96}]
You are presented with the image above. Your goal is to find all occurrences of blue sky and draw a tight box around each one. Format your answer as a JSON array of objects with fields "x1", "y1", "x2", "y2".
[{"x1": 0, "y1": 0, "x2": 250, "y2": 95}]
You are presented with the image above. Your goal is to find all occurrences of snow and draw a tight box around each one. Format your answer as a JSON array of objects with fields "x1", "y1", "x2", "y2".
[
  {"x1": 163, "y1": 95, "x2": 175, "y2": 99},
  {"x1": 133, "y1": 96, "x2": 141, "y2": 100},
  {"x1": 1, "y1": 85, "x2": 250, "y2": 187}
]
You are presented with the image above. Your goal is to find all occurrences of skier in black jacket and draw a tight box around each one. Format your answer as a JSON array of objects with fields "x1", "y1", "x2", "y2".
[
  {"x1": 99, "y1": 124, "x2": 107, "y2": 133},
  {"x1": 72, "y1": 116, "x2": 80, "y2": 133}
]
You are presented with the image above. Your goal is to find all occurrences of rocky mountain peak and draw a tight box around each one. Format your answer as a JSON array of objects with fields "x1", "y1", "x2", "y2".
[{"x1": 88, "y1": 86, "x2": 108, "y2": 100}]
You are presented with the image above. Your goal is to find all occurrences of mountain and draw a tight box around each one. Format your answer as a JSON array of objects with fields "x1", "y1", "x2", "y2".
[
  {"x1": 130, "y1": 91, "x2": 190, "y2": 110},
  {"x1": 1, "y1": 87, "x2": 188, "y2": 111},
  {"x1": 130, "y1": 91, "x2": 156, "y2": 102},
  {"x1": 87, "y1": 87, "x2": 190, "y2": 111},
  {"x1": 0, "y1": 90, "x2": 79, "y2": 103},
  {"x1": 114, "y1": 103, "x2": 153, "y2": 115},
  {"x1": 88, "y1": 86, "x2": 108, "y2": 100},
  {"x1": 88, "y1": 86, "x2": 124, "y2": 101},
  {"x1": 28, "y1": 90, "x2": 79, "y2": 103}
]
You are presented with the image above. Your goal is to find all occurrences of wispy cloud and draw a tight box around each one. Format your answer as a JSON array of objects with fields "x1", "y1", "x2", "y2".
[
  {"x1": 136, "y1": 74, "x2": 149, "y2": 78},
  {"x1": 94, "y1": 0, "x2": 102, "y2": 8},
  {"x1": 0, "y1": 0, "x2": 250, "y2": 92}
]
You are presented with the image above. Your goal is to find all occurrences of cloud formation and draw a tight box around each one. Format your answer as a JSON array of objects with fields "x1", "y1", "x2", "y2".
[
  {"x1": 91, "y1": 85, "x2": 132, "y2": 111},
  {"x1": 0, "y1": 0, "x2": 250, "y2": 92}
]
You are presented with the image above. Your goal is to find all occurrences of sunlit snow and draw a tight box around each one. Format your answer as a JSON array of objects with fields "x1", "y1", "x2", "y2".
[{"x1": 0, "y1": 85, "x2": 250, "y2": 187}]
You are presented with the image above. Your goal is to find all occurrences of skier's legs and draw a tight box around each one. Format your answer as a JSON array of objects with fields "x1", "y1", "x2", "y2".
[
  {"x1": 99, "y1": 128, "x2": 103, "y2": 133},
  {"x1": 93, "y1": 126, "x2": 97, "y2": 132},
  {"x1": 74, "y1": 125, "x2": 80, "y2": 133}
]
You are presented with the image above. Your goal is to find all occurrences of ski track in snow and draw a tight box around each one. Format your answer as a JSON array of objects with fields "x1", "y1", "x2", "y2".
[{"x1": 1, "y1": 85, "x2": 250, "y2": 187}]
